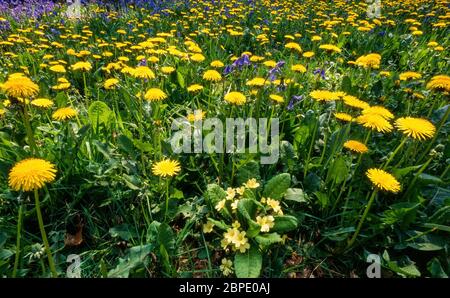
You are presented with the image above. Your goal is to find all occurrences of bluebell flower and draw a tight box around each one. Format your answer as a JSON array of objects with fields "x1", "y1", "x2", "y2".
[
  {"x1": 313, "y1": 68, "x2": 326, "y2": 80},
  {"x1": 287, "y1": 95, "x2": 303, "y2": 110}
]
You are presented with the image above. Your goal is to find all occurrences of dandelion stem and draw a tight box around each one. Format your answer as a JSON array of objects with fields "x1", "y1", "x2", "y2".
[
  {"x1": 22, "y1": 103, "x2": 39, "y2": 155},
  {"x1": 383, "y1": 137, "x2": 407, "y2": 169},
  {"x1": 347, "y1": 189, "x2": 378, "y2": 249},
  {"x1": 12, "y1": 202, "x2": 24, "y2": 278},
  {"x1": 34, "y1": 189, "x2": 57, "y2": 277}
]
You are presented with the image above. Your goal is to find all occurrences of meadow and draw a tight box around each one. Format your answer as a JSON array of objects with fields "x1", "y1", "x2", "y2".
[{"x1": 0, "y1": 0, "x2": 449, "y2": 278}]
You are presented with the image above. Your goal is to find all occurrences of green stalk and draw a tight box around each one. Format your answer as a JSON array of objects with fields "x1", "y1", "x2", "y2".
[
  {"x1": 347, "y1": 189, "x2": 378, "y2": 248},
  {"x1": 403, "y1": 156, "x2": 433, "y2": 199},
  {"x1": 164, "y1": 178, "x2": 171, "y2": 221},
  {"x1": 382, "y1": 137, "x2": 407, "y2": 170},
  {"x1": 34, "y1": 189, "x2": 57, "y2": 277},
  {"x1": 304, "y1": 117, "x2": 318, "y2": 179},
  {"x1": 12, "y1": 202, "x2": 24, "y2": 278},
  {"x1": 22, "y1": 103, "x2": 39, "y2": 155}
]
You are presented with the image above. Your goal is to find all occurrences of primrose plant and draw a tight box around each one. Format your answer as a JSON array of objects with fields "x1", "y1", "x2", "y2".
[{"x1": 202, "y1": 173, "x2": 299, "y2": 277}]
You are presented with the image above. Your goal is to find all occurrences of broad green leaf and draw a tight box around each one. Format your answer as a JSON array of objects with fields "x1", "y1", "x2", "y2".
[
  {"x1": 255, "y1": 233, "x2": 282, "y2": 246},
  {"x1": 284, "y1": 188, "x2": 307, "y2": 203},
  {"x1": 88, "y1": 101, "x2": 112, "y2": 129},
  {"x1": 108, "y1": 244, "x2": 152, "y2": 277},
  {"x1": 204, "y1": 184, "x2": 227, "y2": 206},
  {"x1": 427, "y1": 258, "x2": 448, "y2": 278},
  {"x1": 326, "y1": 156, "x2": 348, "y2": 185},
  {"x1": 234, "y1": 246, "x2": 262, "y2": 278},
  {"x1": 109, "y1": 224, "x2": 137, "y2": 241},
  {"x1": 263, "y1": 173, "x2": 291, "y2": 200},
  {"x1": 272, "y1": 215, "x2": 298, "y2": 233}
]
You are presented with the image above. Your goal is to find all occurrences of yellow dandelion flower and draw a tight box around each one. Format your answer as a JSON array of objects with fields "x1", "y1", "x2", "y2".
[
  {"x1": 49, "y1": 64, "x2": 66, "y2": 73},
  {"x1": 8, "y1": 158, "x2": 57, "y2": 192},
  {"x1": 210, "y1": 60, "x2": 224, "y2": 68},
  {"x1": 291, "y1": 64, "x2": 307, "y2": 73},
  {"x1": 399, "y1": 71, "x2": 422, "y2": 81},
  {"x1": 362, "y1": 106, "x2": 394, "y2": 119},
  {"x1": 310, "y1": 90, "x2": 341, "y2": 101},
  {"x1": 132, "y1": 66, "x2": 155, "y2": 79},
  {"x1": 71, "y1": 61, "x2": 92, "y2": 71},
  {"x1": 1, "y1": 75, "x2": 39, "y2": 98},
  {"x1": 52, "y1": 107, "x2": 77, "y2": 121},
  {"x1": 343, "y1": 95, "x2": 370, "y2": 109},
  {"x1": 303, "y1": 51, "x2": 315, "y2": 58},
  {"x1": 285, "y1": 42, "x2": 302, "y2": 52},
  {"x1": 104, "y1": 78, "x2": 119, "y2": 89},
  {"x1": 152, "y1": 159, "x2": 181, "y2": 177},
  {"x1": 187, "y1": 84, "x2": 204, "y2": 93},
  {"x1": 144, "y1": 88, "x2": 167, "y2": 101},
  {"x1": 343, "y1": 140, "x2": 368, "y2": 154},
  {"x1": 203, "y1": 69, "x2": 222, "y2": 82},
  {"x1": 246, "y1": 77, "x2": 266, "y2": 87},
  {"x1": 426, "y1": 75, "x2": 450, "y2": 92},
  {"x1": 395, "y1": 117, "x2": 436, "y2": 140},
  {"x1": 356, "y1": 114, "x2": 393, "y2": 133},
  {"x1": 366, "y1": 168, "x2": 401, "y2": 193},
  {"x1": 161, "y1": 66, "x2": 175, "y2": 74},
  {"x1": 269, "y1": 94, "x2": 284, "y2": 103},
  {"x1": 31, "y1": 98, "x2": 53, "y2": 108},
  {"x1": 224, "y1": 92, "x2": 246, "y2": 105},
  {"x1": 334, "y1": 112, "x2": 353, "y2": 122}
]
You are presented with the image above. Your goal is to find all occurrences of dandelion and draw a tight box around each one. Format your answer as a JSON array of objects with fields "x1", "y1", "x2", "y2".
[
  {"x1": 202, "y1": 69, "x2": 222, "y2": 82},
  {"x1": 246, "y1": 77, "x2": 266, "y2": 87},
  {"x1": 285, "y1": 42, "x2": 302, "y2": 52},
  {"x1": 132, "y1": 66, "x2": 155, "y2": 79},
  {"x1": 31, "y1": 98, "x2": 53, "y2": 108},
  {"x1": 49, "y1": 65, "x2": 66, "y2": 73},
  {"x1": 319, "y1": 44, "x2": 341, "y2": 53},
  {"x1": 161, "y1": 66, "x2": 175, "y2": 74},
  {"x1": 335, "y1": 112, "x2": 353, "y2": 122},
  {"x1": 366, "y1": 168, "x2": 401, "y2": 193},
  {"x1": 356, "y1": 114, "x2": 393, "y2": 133},
  {"x1": 291, "y1": 64, "x2": 307, "y2": 73},
  {"x1": 8, "y1": 158, "x2": 57, "y2": 192},
  {"x1": 210, "y1": 60, "x2": 224, "y2": 68},
  {"x1": 343, "y1": 95, "x2": 370, "y2": 109},
  {"x1": 399, "y1": 71, "x2": 422, "y2": 81},
  {"x1": 144, "y1": 88, "x2": 168, "y2": 101},
  {"x1": 310, "y1": 90, "x2": 341, "y2": 101},
  {"x1": 104, "y1": 78, "x2": 119, "y2": 89},
  {"x1": 343, "y1": 140, "x2": 368, "y2": 154},
  {"x1": 395, "y1": 117, "x2": 436, "y2": 140},
  {"x1": 355, "y1": 53, "x2": 381, "y2": 69},
  {"x1": 426, "y1": 75, "x2": 450, "y2": 92},
  {"x1": 362, "y1": 106, "x2": 394, "y2": 119},
  {"x1": 52, "y1": 107, "x2": 77, "y2": 121},
  {"x1": 152, "y1": 159, "x2": 181, "y2": 177},
  {"x1": 1, "y1": 75, "x2": 39, "y2": 98},
  {"x1": 269, "y1": 94, "x2": 284, "y2": 103},
  {"x1": 71, "y1": 61, "x2": 92, "y2": 71},
  {"x1": 187, "y1": 84, "x2": 204, "y2": 93},
  {"x1": 224, "y1": 92, "x2": 246, "y2": 105}
]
